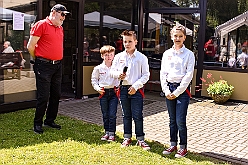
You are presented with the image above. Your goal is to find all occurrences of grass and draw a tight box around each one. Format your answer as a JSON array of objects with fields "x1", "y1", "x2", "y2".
[{"x1": 0, "y1": 109, "x2": 230, "y2": 165}]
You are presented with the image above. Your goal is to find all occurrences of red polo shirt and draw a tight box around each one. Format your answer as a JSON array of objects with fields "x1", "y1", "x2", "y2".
[{"x1": 30, "y1": 17, "x2": 63, "y2": 60}]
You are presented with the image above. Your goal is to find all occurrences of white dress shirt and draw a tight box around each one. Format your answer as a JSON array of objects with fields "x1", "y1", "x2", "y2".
[
  {"x1": 111, "y1": 49, "x2": 150, "y2": 91},
  {"x1": 237, "y1": 52, "x2": 248, "y2": 66},
  {"x1": 160, "y1": 45, "x2": 195, "y2": 97},
  {"x1": 91, "y1": 62, "x2": 119, "y2": 92}
]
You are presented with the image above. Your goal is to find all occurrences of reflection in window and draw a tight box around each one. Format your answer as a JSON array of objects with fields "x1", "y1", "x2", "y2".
[
  {"x1": 143, "y1": 13, "x2": 199, "y2": 69},
  {"x1": 149, "y1": 0, "x2": 199, "y2": 8},
  {"x1": 0, "y1": 1, "x2": 37, "y2": 104},
  {"x1": 83, "y1": 0, "x2": 133, "y2": 63}
]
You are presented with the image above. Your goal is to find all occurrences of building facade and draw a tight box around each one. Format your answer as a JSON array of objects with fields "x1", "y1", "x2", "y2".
[{"x1": 0, "y1": 0, "x2": 209, "y2": 112}]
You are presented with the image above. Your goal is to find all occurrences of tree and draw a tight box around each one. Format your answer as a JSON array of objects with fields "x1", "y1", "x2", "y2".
[{"x1": 174, "y1": 0, "x2": 247, "y2": 28}]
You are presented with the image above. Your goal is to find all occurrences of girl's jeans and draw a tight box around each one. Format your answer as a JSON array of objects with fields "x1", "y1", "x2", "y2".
[
  {"x1": 100, "y1": 88, "x2": 118, "y2": 134},
  {"x1": 166, "y1": 83, "x2": 190, "y2": 147}
]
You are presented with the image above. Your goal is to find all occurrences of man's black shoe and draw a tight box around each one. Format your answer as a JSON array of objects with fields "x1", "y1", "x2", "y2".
[
  {"x1": 33, "y1": 125, "x2": 43, "y2": 134},
  {"x1": 44, "y1": 122, "x2": 61, "y2": 130}
]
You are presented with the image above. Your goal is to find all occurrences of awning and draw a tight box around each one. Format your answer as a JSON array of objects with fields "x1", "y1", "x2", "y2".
[
  {"x1": 0, "y1": 7, "x2": 36, "y2": 23},
  {"x1": 215, "y1": 11, "x2": 248, "y2": 37},
  {"x1": 84, "y1": 11, "x2": 133, "y2": 30},
  {"x1": 148, "y1": 13, "x2": 192, "y2": 36},
  {"x1": 175, "y1": 22, "x2": 193, "y2": 36}
]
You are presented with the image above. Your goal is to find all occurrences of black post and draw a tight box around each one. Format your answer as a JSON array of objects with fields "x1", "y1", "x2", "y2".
[
  {"x1": 99, "y1": 2, "x2": 104, "y2": 47},
  {"x1": 195, "y1": 0, "x2": 207, "y2": 97},
  {"x1": 235, "y1": 28, "x2": 240, "y2": 57},
  {"x1": 137, "y1": 0, "x2": 144, "y2": 51},
  {"x1": 131, "y1": 0, "x2": 136, "y2": 31},
  {"x1": 75, "y1": 0, "x2": 84, "y2": 99}
]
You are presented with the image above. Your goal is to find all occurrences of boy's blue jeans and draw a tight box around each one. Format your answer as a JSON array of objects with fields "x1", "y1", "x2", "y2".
[
  {"x1": 120, "y1": 86, "x2": 145, "y2": 140},
  {"x1": 165, "y1": 83, "x2": 190, "y2": 148},
  {"x1": 100, "y1": 88, "x2": 118, "y2": 135}
]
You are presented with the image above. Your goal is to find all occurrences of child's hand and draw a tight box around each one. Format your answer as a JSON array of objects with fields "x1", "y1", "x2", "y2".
[
  {"x1": 98, "y1": 88, "x2": 105, "y2": 95},
  {"x1": 166, "y1": 93, "x2": 176, "y2": 100},
  {"x1": 128, "y1": 86, "x2": 136, "y2": 95},
  {"x1": 119, "y1": 73, "x2": 126, "y2": 80}
]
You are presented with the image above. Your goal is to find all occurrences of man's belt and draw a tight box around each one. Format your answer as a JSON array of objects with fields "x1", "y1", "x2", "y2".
[{"x1": 36, "y1": 57, "x2": 61, "y2": 64}]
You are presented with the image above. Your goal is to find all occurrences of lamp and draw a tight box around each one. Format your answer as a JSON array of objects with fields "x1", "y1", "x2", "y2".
[{"x1": 49, "y1": 0, "x2": 56, "y2": 8}]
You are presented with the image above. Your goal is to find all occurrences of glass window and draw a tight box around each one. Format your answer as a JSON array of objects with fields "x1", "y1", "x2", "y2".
[
  {"x1": 83, "y1": 0, "x2": 133, "y2": 63},
  {"x1": 143, "y1": 12, "x2": 199, "y2": 69},
  {"x1": 148, "y1": 0, "x2": 199, "y2": 8},
  {"x1": 0, "y1": 1, "x2": 37, "y2": 104}
]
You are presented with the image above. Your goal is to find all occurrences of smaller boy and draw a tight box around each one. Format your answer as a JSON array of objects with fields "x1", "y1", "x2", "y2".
[{"x1": 91, "y1": 45, "x2": 119, "y2": 142}]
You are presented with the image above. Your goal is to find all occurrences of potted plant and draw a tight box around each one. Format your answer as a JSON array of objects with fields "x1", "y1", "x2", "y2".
[{"x1": 199, "y1": 73, "x2": 234, "y2": 104}]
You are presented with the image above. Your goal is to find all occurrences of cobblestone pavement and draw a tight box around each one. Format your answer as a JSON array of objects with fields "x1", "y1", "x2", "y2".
[{"x1": 58, "y1": 92, "x2": 248, "y2": 165}]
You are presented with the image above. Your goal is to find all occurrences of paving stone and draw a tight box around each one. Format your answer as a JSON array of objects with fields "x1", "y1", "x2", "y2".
[
  {"x1": 58, "y1": 93, "x2": 248, "y2": 164},
  {"x1": 240, "y1": 105, "x2": 248, "y2": 113}
]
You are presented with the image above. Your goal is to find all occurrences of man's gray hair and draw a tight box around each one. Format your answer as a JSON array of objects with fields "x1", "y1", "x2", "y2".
[{"x1": 4, "y1": 41, "x2": 11, "y2": 46}]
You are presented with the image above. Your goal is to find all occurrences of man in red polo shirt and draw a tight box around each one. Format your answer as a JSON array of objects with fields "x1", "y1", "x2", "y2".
[{"x1": 27, "y1": 4, "x2": 70, "y2": 134}]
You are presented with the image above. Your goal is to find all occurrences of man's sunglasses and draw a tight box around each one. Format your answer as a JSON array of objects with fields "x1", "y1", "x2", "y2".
[{"x1": 57, "y1": 11, "x2": 66, "y2": 17}]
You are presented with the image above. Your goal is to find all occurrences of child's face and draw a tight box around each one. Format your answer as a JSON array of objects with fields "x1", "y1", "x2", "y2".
[
  {"x1": 122, "y1": 35, "x2": 137, "y2": 53},
  {"x1": 171, "y1": 30, "x2": 186, "y2": 47},
  {"x1": 102, "y1": 51, "x2": 115, "y2": 62}
]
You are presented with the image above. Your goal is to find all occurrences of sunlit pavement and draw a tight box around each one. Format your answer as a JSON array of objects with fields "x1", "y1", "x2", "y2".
[{"x1": 59, "y1": 92, "x2": 248, "y2": 165}]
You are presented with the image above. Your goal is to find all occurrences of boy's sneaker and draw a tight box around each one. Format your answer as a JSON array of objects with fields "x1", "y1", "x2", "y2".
[
  {"x1": 101, "y1": 134, "x2": 109, "y2": 141},
  {"x1": 175, "y1": 149, "x2": 187, "y2": 158},
  {"x1": 136, "y1": 140, "x2": 150, "y2": 150},
  {"x1": 121, "y1": 138, "x2": 132, "y2": 147},
  {"x1": 162, "y1": 146, "x2": 177, "y2": 155},
  {"x1": 107, "y1": 135, "x2": 115, "y2": 142}
]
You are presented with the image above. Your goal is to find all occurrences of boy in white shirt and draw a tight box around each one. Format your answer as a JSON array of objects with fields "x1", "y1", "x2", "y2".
[
  {"x1": 91, "y1": 45, "x2": 119, "y2": 142},
  {"x1": 160, "y1": 25, "x2": 195, "y2": 158},
  {"x1": 111, "y1": 30, "x2": 150, "y2": 150}
]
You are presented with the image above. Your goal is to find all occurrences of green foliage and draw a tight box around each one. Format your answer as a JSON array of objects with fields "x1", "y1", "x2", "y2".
[
  {"x1": 207, "y1": 80, "x2": 234, "y2": 96},
  {"x1": 175, "y1": 0, "x2": 248, "y2": 28},
  {"x1": 174, "y1": 0, "x2": 199, "y2": 7},
  {"x1": 200, "y1": 73, "x2": 234, "y2": 96},
  {"x1": 0, "y1": 109, "x2": 230, "y2": 165}
]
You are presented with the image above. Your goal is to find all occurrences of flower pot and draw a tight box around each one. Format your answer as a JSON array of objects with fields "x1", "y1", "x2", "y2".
[{"x1": 210, "y1": 94, "x2": 231, "y2": 104}]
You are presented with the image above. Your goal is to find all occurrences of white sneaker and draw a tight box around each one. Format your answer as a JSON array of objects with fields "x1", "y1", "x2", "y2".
[
  {"x1": 136, "y1": 140, "x2": 150, "y2": 150},
  {"x1": 101, "y1": 134, "x2": 109, "y2": 141}
]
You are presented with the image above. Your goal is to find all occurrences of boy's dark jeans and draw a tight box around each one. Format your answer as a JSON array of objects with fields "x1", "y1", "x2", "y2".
[
  {"x1": 100, "y1": 88, "x2": 118, "y2": 133},
  {"x1": 33, "y1": 60, "x2": 62, "y2": 126},
  {"x1": 120, "y1": 86, "x2": 145, "y2": 140},
  {"x1": 166, "y1": 83, "x2": 190, "y2": 147}
]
